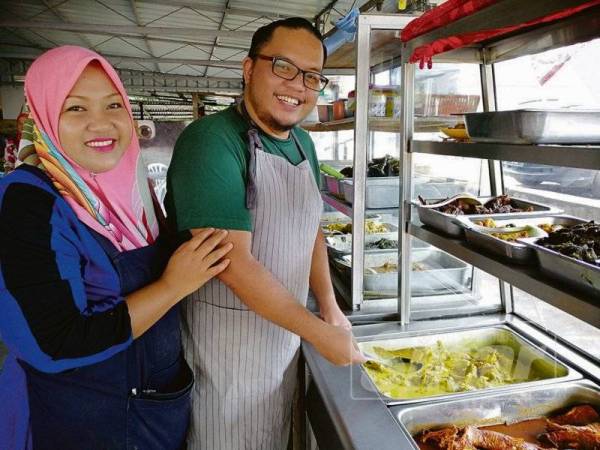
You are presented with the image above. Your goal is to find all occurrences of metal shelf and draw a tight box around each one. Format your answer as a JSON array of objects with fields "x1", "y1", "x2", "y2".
[
  {"x1": 322, "y1": 192, "x2": 353, "y2": 217},
  {"x1": 408, "y1": 223, "x2": 600, "y2": 328},
  {"x1": 410, "y1": 140, "x2": 600, "y2": 170},
  {"x1": 321, "y1": 192, "x2": 400, "y2": 218},
  {"x1": 403, "y1": 0, "x2": 600, "y2": 64},
  {"x1": 303, "y1": 116, "x2": 462, "y2": 133}
]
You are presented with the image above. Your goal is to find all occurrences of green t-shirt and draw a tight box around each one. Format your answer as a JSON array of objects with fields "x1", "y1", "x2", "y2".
[{"x1": 165, "y1": 106, "x2": 321, "y2": 232}]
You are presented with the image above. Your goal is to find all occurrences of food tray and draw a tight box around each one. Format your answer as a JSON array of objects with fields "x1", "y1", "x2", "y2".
[
  {"x1": 416, "y1": 196, "x2": 561, "y2": 237},
  {"x1": 464, "y1": 109, "x2": 600, "y2": 144},
  {"x1": 325, "y1": 232, "x2": 398, "y2": 258},
  {"x1": 319, "y1": 211, "x2": 381, "y2": 226},
  {"x1": 321, "y1": 221, "x2": 398, "y2": 236},
  {"x1": 521, "y1": 236, "x2": 600, "y2": 295},
  {"x1": 341, "y1": 177, "x2": 400, "y2": 209},
  {"x1": 394, "y1": 380, "x2": 599, "y2": 449},
  {"x1": 325, "y1": 234, "x2": 430, "y2": 258},
  {"x1": 335, "y1": 249, "x2": 470, "y2": 296},
  {"x1": 457, "y1": 215, "x2": 586, "y2": 264},
  {"x1": 358, "y1": 325, "x2": 579, "y2": 405}
]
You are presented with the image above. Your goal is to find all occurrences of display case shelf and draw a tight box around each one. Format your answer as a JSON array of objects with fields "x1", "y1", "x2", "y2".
[
  {"x1": 410, "y1": 140, "x2": 600, "y2": 170},
  {"x1": 321, "y1": 192, "x2": 399, "y2": 217},
  {"x1": 322, "y1": 192, "x2": 353, "y2": 217},
  {"x1": 408, "y1": 223, "x2": 600, "y2": 328},
  {"x1": 303, "y1": 116, "x2": 462, "y2": 133}
]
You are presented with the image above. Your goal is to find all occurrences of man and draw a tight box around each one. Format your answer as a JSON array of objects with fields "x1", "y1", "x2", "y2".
[{"x1": 166, "y1": 18, "x2": 365, "y2": 450}]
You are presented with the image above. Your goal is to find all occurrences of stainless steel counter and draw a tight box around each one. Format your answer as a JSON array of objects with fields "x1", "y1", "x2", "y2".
[{"x1": 302, "y1": 313, "x2": 600, "y2": 450}]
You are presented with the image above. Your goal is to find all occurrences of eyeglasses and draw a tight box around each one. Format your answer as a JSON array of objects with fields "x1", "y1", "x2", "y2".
[{"x1": 255, "y1": 55, "x2": 329, "y2": 92}]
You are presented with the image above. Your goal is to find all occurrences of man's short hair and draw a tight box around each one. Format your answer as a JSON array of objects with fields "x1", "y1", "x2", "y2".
[{"x1": 248, "y1": 17, "x2": 327, "y2": 66}]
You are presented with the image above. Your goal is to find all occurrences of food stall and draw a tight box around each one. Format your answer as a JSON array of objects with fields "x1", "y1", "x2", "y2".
[{"x1": 303, "y1": 1, "x2": 600, "y2": 448}]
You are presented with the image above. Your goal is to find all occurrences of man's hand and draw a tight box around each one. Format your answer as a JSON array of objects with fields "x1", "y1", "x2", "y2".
[
  {"x1": 320, "y1": 303, "x2": 352, "y2": 330},
  {"x1": 311, "y1": 324, "x2": 366, "y2": 366}
]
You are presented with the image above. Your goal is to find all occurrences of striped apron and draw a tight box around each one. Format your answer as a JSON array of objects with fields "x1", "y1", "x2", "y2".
[{"x1": 182, "y1": 119, "x2": 322, "y2": 449}]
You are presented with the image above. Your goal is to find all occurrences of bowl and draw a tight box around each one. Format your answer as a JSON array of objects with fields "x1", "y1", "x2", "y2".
[{"x1": 440, "y1": 126, "x2": 469, "y2": 140}]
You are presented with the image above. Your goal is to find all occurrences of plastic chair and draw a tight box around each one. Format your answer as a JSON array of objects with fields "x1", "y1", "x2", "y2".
[
  {"x1": 153, "y1": 180, "x2": 167, "y2": 215},
  {"x1": 147, "y1": 163, "x2": 168, "y2": 179}
]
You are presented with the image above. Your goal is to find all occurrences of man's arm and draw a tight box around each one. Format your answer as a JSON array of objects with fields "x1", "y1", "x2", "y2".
[
  {"x1": 189, "y1": 228, "x2": 365, "y2": 366},
  {"x1": 309, "y1": 229, "x2": 352, "y2": 329}
]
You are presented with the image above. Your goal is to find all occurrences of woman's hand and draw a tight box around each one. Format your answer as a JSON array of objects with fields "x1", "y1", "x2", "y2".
[
  {"x1": 160, "y1": 229, "x2": 233, "y2": 300},
  {"x1": 311, "y1": 323, "x2": 367, "y2": 366}
]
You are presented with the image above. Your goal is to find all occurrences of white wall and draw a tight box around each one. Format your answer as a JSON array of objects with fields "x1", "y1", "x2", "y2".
[{"x1": 1, "y1": 85, "x2": 25, "y2": 119}]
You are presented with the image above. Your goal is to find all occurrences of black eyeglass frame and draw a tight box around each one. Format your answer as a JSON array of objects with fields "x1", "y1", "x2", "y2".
[{"x1": 255, "y1": 54, "x2": 329, "y2": 92}]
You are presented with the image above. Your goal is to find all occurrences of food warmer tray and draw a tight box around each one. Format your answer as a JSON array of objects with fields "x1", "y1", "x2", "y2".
[
  {"x1": 394, "y1": 380, "x2": 600, "y2": 450},
  {"x1": 416, "y1": 197, "x2": 561, "y2": 237},
  {"x1": 456, "y1": 215, "x2": 586, "y2": 264},
  {"x1": 321, "y1": 221, "x2": 398, "y2": 237},
  {"x1": 357, "y1": 325, "x2": 580, "y2": 405},
  {"x1": 325, "y1": 232, "x2": 398, "y2": 258},
  {"x1": 341, "y1": 177, "x2": 401, "y2": 209},
  {"x1": 464, "y1": 109, "x2": 600, "y2": 144},
  {"x1": 335, "y1": 248, "x2": 470, "y2": 296},
  {"x1": 521, "y1": 236, "x2": 600, "y2": 296},
  {"x1": 325, "y1": 233, "x2": 430, "y2": 258}
]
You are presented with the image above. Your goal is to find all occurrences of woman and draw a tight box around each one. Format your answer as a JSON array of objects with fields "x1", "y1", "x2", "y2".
[{"x1": 0, "y1": 45, "x2": 232, "y2": 450}]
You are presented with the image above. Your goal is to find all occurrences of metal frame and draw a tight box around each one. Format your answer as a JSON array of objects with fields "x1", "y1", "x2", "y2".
[
  {"x1": 352, "y1": 14, "x2": 414, "y2": 310},
  {"x1": 399, "y1": 0, "x2": 600, "y2": 327}
]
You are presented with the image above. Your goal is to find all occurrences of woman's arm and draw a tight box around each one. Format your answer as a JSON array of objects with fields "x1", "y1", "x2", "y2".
[
  {"x1": 0, "y1": 183, "x2": 231, "y2": 372},
  {"x1": 126, "y1": 229, "x2": 231, "y2": 338}
]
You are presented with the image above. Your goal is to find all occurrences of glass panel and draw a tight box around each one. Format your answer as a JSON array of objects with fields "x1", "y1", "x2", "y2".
[
  {"x1": 407, "y1": 64, "x2": 501, "y2": 319},
  {"x1": 495, "y1": 38, "x2": 600, "y2": 110},
  {"x1": 409, "y1": 237, "x2": 503, "y2": 321},
  {"x1": 512, "y1": 288, "x2": 600, "y2": 362},
  {"x1": 414, "y1": 63, "x2": 483, "y2": 118},
  {"x1": 495, "y1": 38, "x2": 600, "y2": 331},
  {"x1": 354, "y1": 29, "x2": 403, "y2": 309}
]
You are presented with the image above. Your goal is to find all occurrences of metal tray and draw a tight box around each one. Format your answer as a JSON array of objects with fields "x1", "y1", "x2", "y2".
[
  {"x1": 464, "y1": 109, "x2": 600, "y2": 144},
  {"x1": 341, "y1": 177, "x2": 400, "y2": 209},
  {"x1": 325, "y1": 232, "x2": 399, "y2": 258},
  {"x1": 319, "y1": 211, "x2": 381, "y2": 226},
  {"x1": 335, "y1": 249, "x2": 470, "y2": 296},
  {"x1": 357, "y1": 325, "x2": 579, "y2": 405},
  {"x1": 457, "y1": 215, "x2": 586, "y2": 264},
  {"x1": 321, "y1": 220, "x2": 397, "y2": 236},
  {"x1": 325, "y1": 234, "x2": 431, "y2": 258},
  {"x1": 416, "y1": 196, "x2": 561, "y2": 237},
  {"x1": 394, "y1": 380, "x2": 600, "y2": 449},
  {"x1": 521, "y1": 236, "x2": 600, "y2": 295}
]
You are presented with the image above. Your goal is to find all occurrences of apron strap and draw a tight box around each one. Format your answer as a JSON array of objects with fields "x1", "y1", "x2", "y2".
[
  {"x1": 245, "y1": 128, "x2": 261, "y2": 209},
  {"x1": 237, "y1": 101, "x2": 309, "y2": 210}
]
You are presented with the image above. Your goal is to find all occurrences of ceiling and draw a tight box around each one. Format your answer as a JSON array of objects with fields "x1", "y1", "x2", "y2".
[{"x1": 0, "y1": 0, "x2": 412, "y2": 120}]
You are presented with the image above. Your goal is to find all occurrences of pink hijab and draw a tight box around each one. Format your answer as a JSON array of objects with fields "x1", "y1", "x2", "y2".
[{"x1": 24, "y1": 45, "x2": 158, "y2": 251}]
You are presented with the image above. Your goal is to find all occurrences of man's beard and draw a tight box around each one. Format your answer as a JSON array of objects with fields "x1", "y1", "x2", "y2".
[{"x1": 248, "y1": 88, "x2": 302, "y2": 133}]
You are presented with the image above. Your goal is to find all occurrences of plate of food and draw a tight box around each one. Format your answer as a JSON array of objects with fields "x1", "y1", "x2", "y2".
[{"x1": 440, "y1": 123, "x2": 469, "y2": 140}]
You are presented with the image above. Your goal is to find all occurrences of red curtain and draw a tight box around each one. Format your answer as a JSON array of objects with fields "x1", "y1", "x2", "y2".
[{"x1": 401, "y1": 0, "x2": 600, "y2": 69}]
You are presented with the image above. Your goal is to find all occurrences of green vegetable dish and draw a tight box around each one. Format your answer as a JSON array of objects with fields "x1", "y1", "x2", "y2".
[{"x1": 362, "y1": 340, "x2": 559, "y2": 399}]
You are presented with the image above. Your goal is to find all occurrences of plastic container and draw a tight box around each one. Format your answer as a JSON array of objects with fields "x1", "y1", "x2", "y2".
[
  {"x1": 317, "y1": 104, "x2": 333, "y2": 122},
  {"x1": 333, "y1": 99, "x2": 346, "y2": 120},
  {"x1": 324, "y1": 174, "x2": 343, "y2": 195},
  {"x1": 341, "y1": 178, "x2": 400, "y2": 208}
]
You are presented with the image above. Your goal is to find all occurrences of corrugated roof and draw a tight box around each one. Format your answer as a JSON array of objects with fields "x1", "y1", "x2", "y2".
[{"x1": 0, "y1": 0, "x2": 410, "y2": 107}]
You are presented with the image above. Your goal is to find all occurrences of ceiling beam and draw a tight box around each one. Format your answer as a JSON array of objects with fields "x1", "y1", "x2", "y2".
[
  {"x1": 0, "y1": 57, "x2": 242, "y2": 84},
  {"x1": 0, "y1": 20, "x2": 254, "y2": 40},
  {"x1": 129, "y1": 0, "x2": 160, "y2": 72},
  {"x1": 136, "y1": 0, "x2": 310, "y2": 19},
  {"x1": 0, "y1": 34, "x2": 249, "y2": 52},
  {"x1": 203, "y1": 0, "x2": 229, "y2": 77},
  {"x1": 0, "y1": 50, "x2": 242, "y2": 69}
]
